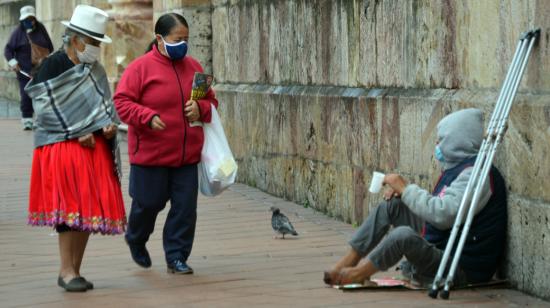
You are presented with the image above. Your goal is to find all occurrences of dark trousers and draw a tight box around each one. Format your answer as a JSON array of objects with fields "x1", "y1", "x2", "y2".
[
  {"x1": 17, "y1": 74, "x2": 33, "y2": 118},
  {"x1": 125, "y1": 164, "x2": 198, "y2": 264}
]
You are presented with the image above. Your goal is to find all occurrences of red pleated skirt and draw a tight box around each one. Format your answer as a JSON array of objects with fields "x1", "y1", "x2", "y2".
[{"x1": 28, "y1": 136, "x2": 126, "y2": 234}]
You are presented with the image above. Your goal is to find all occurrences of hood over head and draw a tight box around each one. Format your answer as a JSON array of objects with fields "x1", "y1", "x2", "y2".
[{"x1": 437, "y1": 108, "x2": 484, "y2": 169}]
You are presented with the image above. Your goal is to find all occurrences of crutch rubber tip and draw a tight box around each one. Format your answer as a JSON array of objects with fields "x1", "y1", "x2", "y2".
[
  {"x1": 428, "y1": 289, "x2": 438, "y2": 299},
  {"x1": 440, "y1": 290, "x2": 450, "y2": 300}
]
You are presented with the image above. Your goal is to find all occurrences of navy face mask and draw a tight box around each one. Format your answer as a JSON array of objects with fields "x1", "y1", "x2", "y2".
[
  {"x1": 22, "y1": 19, "x2": 34, "y2": 31},
  {"x1": 161, "y1": 37, "x2": 188, "y2": 60}
]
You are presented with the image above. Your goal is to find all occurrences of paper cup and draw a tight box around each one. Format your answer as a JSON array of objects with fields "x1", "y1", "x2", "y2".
[{"x1": 369, "y1": 171, "x2": 385, "y2": 193}]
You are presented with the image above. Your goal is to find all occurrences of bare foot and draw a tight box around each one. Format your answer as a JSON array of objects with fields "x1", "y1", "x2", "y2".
[
  {"x1": 323, "y1": 270, "x2": 340, "y2": 285},
  {"x1": 323, "y1": 249, "x2": 363, "y2": 285},
  {"x1": 335, "y1": 266, "x2": 369, "y2": 285},
  {"x1": 59, "y1": 271, "x2": 79, "y2": 281}
]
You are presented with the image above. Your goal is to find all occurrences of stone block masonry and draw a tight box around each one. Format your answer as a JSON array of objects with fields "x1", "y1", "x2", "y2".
[{"x1": 211, "y1": 0, "x2": 550, "y2": 299}]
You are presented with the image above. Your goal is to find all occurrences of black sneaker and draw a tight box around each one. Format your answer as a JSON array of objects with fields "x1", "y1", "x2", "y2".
[
  {"x1": 21, "y1": 118, "x2": 33, "y2": 130},
  {"x1": 167, "y1": 260, "x2": 193, "y2": 274}
]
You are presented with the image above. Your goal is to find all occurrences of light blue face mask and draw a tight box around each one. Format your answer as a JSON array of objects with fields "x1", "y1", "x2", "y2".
[
  {"x1": 161, "y1": 37, "x2": 188, "y2": 60},
  {"x1": 435, "y1": 145, "x2": 445, "y2": 162}
]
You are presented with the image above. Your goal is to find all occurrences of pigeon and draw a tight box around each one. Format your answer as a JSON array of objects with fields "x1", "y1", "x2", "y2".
[{"x1": 270, "y1": 206, "x2": 298, "y2": 239}]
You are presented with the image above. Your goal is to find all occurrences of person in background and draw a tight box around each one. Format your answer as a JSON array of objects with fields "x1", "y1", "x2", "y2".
[
  {"x1": 4, "y1": 5, "x2": 53, "y2": 130},
  {"x1": 114, "y1": 13, "x2": 218, "y2": 275},
  {"x1": 323, "y1": 108, "x2": 507, "y2": 288},
  {"x1": 25, "y1": 5, "x2": 125, "y2": 292}
]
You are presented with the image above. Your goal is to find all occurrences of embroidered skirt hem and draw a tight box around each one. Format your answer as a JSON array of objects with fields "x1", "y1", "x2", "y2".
[{"x1": 28, "y1": 136, "x2": 126, "y2": 236}]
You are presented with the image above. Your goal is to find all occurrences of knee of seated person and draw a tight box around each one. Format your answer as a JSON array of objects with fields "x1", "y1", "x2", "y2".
[
  {"x1": 379, "y1": 197, "x2": 404, "y2": 210},
  {"x1": 375, "y1": 197, "x2": 397, "y2": 210},
  {"x1": 388, "y1": 226, "x2": 416, "y2": 242}
]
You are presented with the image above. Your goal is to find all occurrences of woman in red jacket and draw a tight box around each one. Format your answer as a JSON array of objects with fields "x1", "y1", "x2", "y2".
[{"x1": 114, "y1": 13, "x2": 218, "y2": 274}]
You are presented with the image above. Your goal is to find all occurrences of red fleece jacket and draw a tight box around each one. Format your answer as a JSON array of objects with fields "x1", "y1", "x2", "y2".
[{"x1": 114, "y1": 45, "x2": 218, "y2": 167}]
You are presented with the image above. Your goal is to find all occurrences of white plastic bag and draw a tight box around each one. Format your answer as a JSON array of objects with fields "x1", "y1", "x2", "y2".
[{"x1": 198, "y1": 105, "x2": 238, "y2": 196}]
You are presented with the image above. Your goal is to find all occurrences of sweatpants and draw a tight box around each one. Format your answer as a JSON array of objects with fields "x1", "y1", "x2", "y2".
[{"x1": 349, "y1": 198, "x2": 468, "y2": 286}]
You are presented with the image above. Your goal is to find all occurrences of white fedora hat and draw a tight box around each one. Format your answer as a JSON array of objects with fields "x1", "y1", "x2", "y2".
[
  {"x1": 19, "y1": 5, "x2": 35, "y2": 21},
  {"x1": 61, "y1": 5, "x2": 112, "y2": 44}
]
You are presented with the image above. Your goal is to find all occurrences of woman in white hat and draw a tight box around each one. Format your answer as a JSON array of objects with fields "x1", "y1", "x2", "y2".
[
  {"x1": 3, "y1": 5, "x2": 53, "y2": 130},
  {"x1": 25, "y1": 5, "x2": 126, "y2": 292}
]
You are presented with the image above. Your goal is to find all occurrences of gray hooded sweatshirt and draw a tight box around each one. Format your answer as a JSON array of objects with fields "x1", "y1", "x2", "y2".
[{"x1": 401, "y1": 108, "x2": 492, "y2": 230}]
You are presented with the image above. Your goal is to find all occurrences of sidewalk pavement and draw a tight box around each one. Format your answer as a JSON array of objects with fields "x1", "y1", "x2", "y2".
[{"x1": 0, "y1": 117, "x2": 548, "y2": 308}]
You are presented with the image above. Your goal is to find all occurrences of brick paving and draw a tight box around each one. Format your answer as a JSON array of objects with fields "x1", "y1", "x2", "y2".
[{"x1": 0, "y1": 116, "x2": 548, "y2": 307}]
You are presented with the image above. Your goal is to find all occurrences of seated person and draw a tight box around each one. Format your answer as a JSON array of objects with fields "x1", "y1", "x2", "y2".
[{"x1": 323, "y1": 108, "x2": 507, "y2": 287}]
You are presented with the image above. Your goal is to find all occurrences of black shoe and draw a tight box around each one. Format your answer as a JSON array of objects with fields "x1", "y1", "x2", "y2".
[
  {"x1": 167, "y1": 260, "x2": 193, "y2": 274},
  {"x1": 57, "y1": 276, "x2": 87, "y2": 292},
  {"x1": 127, "y1": 241, "x2": 151, "y2": 268},
  {"x1": 80, "y1": 277, "x2": 94, "y2": 289}
]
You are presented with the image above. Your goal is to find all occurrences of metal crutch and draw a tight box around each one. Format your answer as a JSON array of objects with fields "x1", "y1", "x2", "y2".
[
  {"x1": 428, "y1": 28, "x2": 540, "y2": 300},
  {"x1": 439, "y1": 28, "x2": 540, "y2": 300},
  {"x1": 428, "y1": 30, "x2": 529, "y2": 299}
]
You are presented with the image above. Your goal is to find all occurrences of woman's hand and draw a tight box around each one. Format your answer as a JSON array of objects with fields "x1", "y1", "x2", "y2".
[
  {"x1": 78, "y1": 133, "x2": 95, "y2": 148},
  {"x1": 383, "y1": 174, "x2": 408, "y2": 196},
  {"x1": 102, "y1": 124, "x2": 117, "y2": 140},
  {"x1": 149, "y1": 115, "x2": 166, "y2": 130},
  {"x1": 184, "y1": 100, "x2": 200, "y2": 122}
]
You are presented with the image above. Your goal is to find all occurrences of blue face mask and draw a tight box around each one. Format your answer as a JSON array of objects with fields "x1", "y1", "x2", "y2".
[
  {"x1": 161, "y1": 37, "x2": 187, "y2": 60},
  {"x1": 22, "y1": 19, "x2": 34, "y2": 31},
  {"x1": 435, "y1": 145, "x2": 445, "y2": 162}
]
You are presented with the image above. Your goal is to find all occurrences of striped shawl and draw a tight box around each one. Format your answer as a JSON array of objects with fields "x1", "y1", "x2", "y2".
[{"x1": 25, "y1": 62, "x2": 122, "y2": 179}]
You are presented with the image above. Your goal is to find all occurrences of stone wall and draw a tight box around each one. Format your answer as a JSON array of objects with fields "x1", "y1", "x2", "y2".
[
  {"x1": 211, "y1": 0, "x2": 550, "y2": 300},
  {"x1": 154, "y1": 0, "x2": 213, "y2": 73},
  {"x1": 105, "y1": 0, "x2": 153, "y2": 86}
]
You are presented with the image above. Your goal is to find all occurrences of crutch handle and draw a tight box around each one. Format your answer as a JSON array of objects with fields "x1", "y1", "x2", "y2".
[
  {"x1": 522, "y1": 28, "x2": 541, "y2": 40},
  {"x1": 520, "y1": 31, "x2": 531, "y2": 40},
  {"x1": 521, "y1": 29, "x2": 540, "y2": 40}
]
